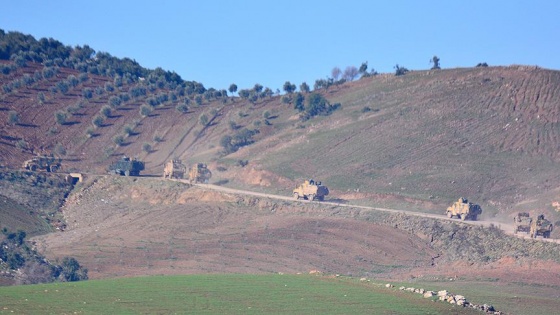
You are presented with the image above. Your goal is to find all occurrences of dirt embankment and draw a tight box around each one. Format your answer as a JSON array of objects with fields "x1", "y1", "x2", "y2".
[{"x1": 33, "y1": 175, "x2": 560, "y2": 286}]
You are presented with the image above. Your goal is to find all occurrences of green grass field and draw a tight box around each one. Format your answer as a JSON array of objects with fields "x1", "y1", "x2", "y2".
[{"x1": 0, "y1": 274, "x2": 479, "y2": 314}]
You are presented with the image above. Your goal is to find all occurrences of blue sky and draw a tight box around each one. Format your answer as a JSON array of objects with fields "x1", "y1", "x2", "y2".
[{"x1": 3, "y1": 1, "x2": 559, "y2": 91}]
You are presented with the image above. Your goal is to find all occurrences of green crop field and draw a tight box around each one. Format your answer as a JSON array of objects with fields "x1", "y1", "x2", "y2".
[{"x1": 0, "y1": 274, "x2": 479, "y2": 314}]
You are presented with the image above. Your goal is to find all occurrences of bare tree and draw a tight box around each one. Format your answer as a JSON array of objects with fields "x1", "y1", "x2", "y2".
[
  {"x1": 331, "y1": 67, "x2": 342, "y2": 81},
  {"x1": 343, "y1": 66, "x2": 359, "y2": 81}
]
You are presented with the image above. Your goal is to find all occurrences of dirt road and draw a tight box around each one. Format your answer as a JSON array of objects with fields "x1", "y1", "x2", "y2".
[{"x1": 189, "y1": 181, "x2": 558, "y2": 244}]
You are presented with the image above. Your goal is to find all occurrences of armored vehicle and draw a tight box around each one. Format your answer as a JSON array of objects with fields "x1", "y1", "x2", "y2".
[
  {"x1": 446, "y1": 197, "x2": 482, "y2": 221},
  {"x1": 108, "y1": 156, "x2": 144, "y2": 176},
  {"x1": 22, "y1": 155, "x2": 61, "y2": 172},
  {"x1": 293, "y1": 179, "x2": 329, "y2": 201},
  {"x1": 163, "y1": 159, "x2": 186, "y2": 179},
  {"x1": 530, "y1": 214, "x2": 553, "y2": 238},
  {"x1": 187, "y1": 163, "x2": 211, "y2": 184},
  {"x1": 513, "y1": 212, "x2": 532, "y2": 234}
]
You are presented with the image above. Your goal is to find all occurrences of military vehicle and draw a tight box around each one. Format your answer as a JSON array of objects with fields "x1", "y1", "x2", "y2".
[
  {"x1": 513, "y1": 212, "x2": 532, "y2": 234},
  {"x1": 187, "y1": 163, "x2": 211, "y2": 184},
  {"x1": 293, "y1": 179, "x2": 329, "y2": 201},
  {"x1": 22, "y1": 155, "x2": 61, "y2": 172},
  {"x1": 445, "y1": 197, "x2": 482, "y2": 221},
  {"x1": 163, "y1": 159, "x2": 186, "y2": 179},
  {"x1": 530, "y1": 214, "x2": 553, "y2": 238},
  {"x1": 108, "y1": 156, "x2": 144, "y2": 176}
]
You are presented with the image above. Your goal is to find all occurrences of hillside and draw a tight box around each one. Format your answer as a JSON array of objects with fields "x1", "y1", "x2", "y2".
[{"x1": 2, "y1": 56, "x2": 560, "y2": 222}]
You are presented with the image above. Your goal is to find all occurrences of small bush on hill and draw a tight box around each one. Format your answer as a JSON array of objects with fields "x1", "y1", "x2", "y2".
[
  {"x1": 92, "y1": 115, "x2": 104, "y2": 128},
  {"x1": 140, "y1": 104, "x2": 152, "y2": 117},
  {"x1": 298, "y1": 93, "x2": 341, "y2": 121},
  {"x1": 220, "y1": 128, "x2": 259, "y2": 154},
  {"x1": 8, "y1": 110, "x2": 19, "y2": 126},
  {"x1": 54, "y1": 110, "x2": 68, "y2": 125},
  {"x1": 142, "y1": 142, "x2": 152, "y2": 153}
]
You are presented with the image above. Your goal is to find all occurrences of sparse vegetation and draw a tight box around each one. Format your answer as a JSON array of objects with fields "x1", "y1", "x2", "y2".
[
  {"x1": 92, "y1": 115, "x2": 104, "y2": 128},
  {"x1": 54, "y1": 110, "x2": 68, "y2": 125},
  {"x1": 220, "y1": 128, "x2": 259, "y2": 154},
  {"x1": 142, "y1": 142, "x2": 152, "y2": 153},
  {"x1": 7, "y1": 110, "x2": 19, "y2": 126},
  {"x1": 139, "y1": 104, "x2": 152, "y2": 117}
]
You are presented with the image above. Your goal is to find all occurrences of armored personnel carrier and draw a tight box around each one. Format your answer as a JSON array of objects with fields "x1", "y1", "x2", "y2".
[
  {"x1": 446, "y1": 197, "x2": 482, "y2": 221},
  {"x1": 108, "y1": 156, "x2": 144, "y2": 176},
  {"x1": 293, "y1": 179, "x2": 329, "y2": 201}
]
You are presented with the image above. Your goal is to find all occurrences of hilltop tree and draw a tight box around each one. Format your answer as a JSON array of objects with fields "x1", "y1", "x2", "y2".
[
  {"x1": 283, "y1": 81, "x2": 296, "y2": 94},
  {"x1": 299, "y1": 82, "x2": 310, "y2": 93},
  {"x1": 359, "y1": 62, "x2": 368, "y2": 75},
  {"x1": 331, "y1": 67, "x2": 342, "y2": 81},
  {"x1": 228, "y1": 83, "x2": 237, "y2": 95},
  {"x1": 343, "y1": 66, "x2": 359, "y2": 81},
  {"x1": 430, "y1": 55, "x2": 441, "y2": 70},
  {"x1": 253, "y1": 83, "x2": 263, "y2": 94}
]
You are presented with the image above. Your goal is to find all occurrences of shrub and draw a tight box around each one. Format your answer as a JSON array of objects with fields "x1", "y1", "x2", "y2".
[
  {"x1": 361, "y1": 106, "x2": 371, "y2": 113},
  {"x1": 262, "y1": 110, "x2": 271, "y2": 119},
  {"x1": 59, "y1": 257, "x2": 88, "y2": 282},
  {"x1": 109, "y1": 96, "x2": 122, "y2": 107},
  {"x1": 220, "y1": 128, "x2": 259, "y2": 154},
  {"x1": 100, "y1": 105, "x2": 112, "y2": 118},
  {"x1": 85, "y1": 127, "x2": 95, "y2": 138},
  {"x1": 92, "y1": 115, "x2": 104, "y2": 128},
  {"x1": 123, "y1": 122, "x2": 138, "y2": 137},
  {"x1": 113, "y1": 135, "x2": 125, "y2": 146},
  {"x1": 300, "y1": 93, "x2": 341, "y2": 121},
  {"x1": 82, "y1": 88, "x2": 93, "y2": 99},
  {"x1": 142, "y1": 142, "x2": 152, "y2": 153},
  {"x1": 8, "y1": 110, "x2": 19, "y2": 126},
  {"x1": 176, "y1": 103, "x2": 189, "y2": 113},
  {"x1": 153, "y1": 134, "x2": 163, "y2": 142},
  {"x1": 37, "y1": 92, "x2": 46, "y2": 104},
  {"x1": 54, "y1": 110, "x2": 68, "y2": 125},
  {"x1": 140, "y1": 104, "x2": 152, "y2": 117},
  {"x1": 199, "y1": 113, "x2": 209, "y2": 126}
]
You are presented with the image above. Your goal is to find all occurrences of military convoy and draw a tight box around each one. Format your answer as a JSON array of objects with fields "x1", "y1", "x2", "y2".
[
  {"x1": 446, "y1": 197, "x2": 482, "y2": 221},
  {"x1": 108, "y1": 156, "x2": 145, "y2": 176},
  {"x1": 513, "y1": 212, "x2": 532, "y2": 234},
  {"x1": 293, "y1": 179, "x2": 329, "y2": 201},
  {"x1": 163, "y1": 159, "x2": 186, "y2": 179},
  {"x1": 529, "y1": 214, "x2": 553, "y2": 239},
  {"x1": 22, "y1": 155, "x2": 61, "y2": 172}
]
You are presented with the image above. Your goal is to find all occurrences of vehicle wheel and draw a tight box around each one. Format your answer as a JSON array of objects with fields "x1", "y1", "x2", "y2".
[
  {"x1": 293, "y1": 193, "x2": 299, "y2": 200},
  {"x1": 308, "y1": 194, "x2": 315, "y2": 201}
]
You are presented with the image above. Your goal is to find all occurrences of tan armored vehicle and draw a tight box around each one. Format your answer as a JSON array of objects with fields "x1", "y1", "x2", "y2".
[
  {"x1": 163, "y1": 159, "x2": 186, "y2": 179},
  {"x1": 293, "y1": 179, "x2": 329, "y2": 201},
  {"x1": 513, "y1": 212, "x2": 532, "y2": 234},
  {"x1": 530, "y1": 214, "x2": 553, "y2": 238},
  {"x1": 22, "y1": 155, "x2": 61, "y2": 172},
  {"x1": 446, "y1": 197, "x2": 482, "y2": 221},
  {"x1": 187, "y1": 163, "x2": 212, "y2": 184}
]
